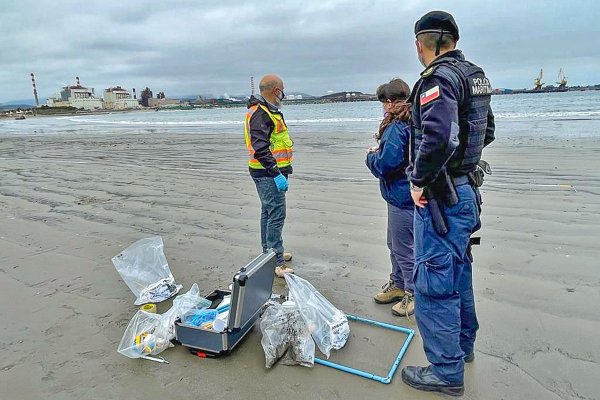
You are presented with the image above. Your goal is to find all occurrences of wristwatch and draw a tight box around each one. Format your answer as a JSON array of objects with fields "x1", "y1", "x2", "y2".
[{"x1": 410, "y1": 182, "x2": 424, "y2": 192}]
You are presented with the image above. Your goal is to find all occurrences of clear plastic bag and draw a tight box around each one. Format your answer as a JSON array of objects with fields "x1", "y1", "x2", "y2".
[
  {"x1": 180, "y1": 294, "x2": 230, "y2": 328},
  {"x1": 117, "y1": 310, "x2": 172, "y2": 358},
  {"x1": 112, "y1": 236, "x2": 182, "y2": 305},
  {"x1": 284, "y1": 274, "x2": 349, "y2": 358},
  {"x1": 260, "y1": 302, "x2": 315, "y2": 368},
  {"x1": 159, "y1": 283, "x2": 211, "y2": 338},
  {"x1": 171, "y1": 283, "x2": 211, "y2": 320},
  {"x1": 118, "y1": 284, "x2": 210, "y2": 358},
  {"x1": 181, "y1": 309, "x2": 218, "y2": 327}
]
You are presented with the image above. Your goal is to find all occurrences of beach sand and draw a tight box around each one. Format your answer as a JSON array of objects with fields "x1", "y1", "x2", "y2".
[{"x1": 0, "y1": 130, "x2": 599, "y2": 400}]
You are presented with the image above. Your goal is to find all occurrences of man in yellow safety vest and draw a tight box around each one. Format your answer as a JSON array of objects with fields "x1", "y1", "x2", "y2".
[{"x1": 244, "y1": 74, "x2": 294, "y2": 278}]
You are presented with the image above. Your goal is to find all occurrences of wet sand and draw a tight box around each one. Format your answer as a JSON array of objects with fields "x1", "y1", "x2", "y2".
[{"x1": 0, "y1": 130, "x2": 599, "y2": 400}]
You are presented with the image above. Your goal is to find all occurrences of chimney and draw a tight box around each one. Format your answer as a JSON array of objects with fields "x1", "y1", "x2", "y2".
[
  {"x1": 30, "y1": 72, "x2": 40, "y2": 107},
  {"x1": 250, "y1": 76, "x2": 255, "y2": 96},
  {"x1": 132, "y1": 88, "x2": 136, "y2": 99},
  {"x1": 76, "y1": 76, "x2": 80, "y2": 85}
]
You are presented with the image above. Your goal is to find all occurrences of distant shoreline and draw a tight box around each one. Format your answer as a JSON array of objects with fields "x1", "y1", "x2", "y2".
[
  {"x1": 493, "y1": 86, "x2": 600, "y2": 95},
  {"x1": 0, "y1": 107, "x2": 154, "y2": 121},
  {"x1": 1, "y1": 99, "x2": 379, "y2": 120},
  {"x1": 3, "y1": 88, "x2": 600, "y2": 122}
]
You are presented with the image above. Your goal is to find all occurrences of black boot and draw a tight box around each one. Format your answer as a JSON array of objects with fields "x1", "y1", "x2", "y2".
[
  {"x1": 401, "y1": 366, "x2": 464, "y2": 397},
  {"x1": 464, "y1": 352, "x2": 475, "y2": 363}
]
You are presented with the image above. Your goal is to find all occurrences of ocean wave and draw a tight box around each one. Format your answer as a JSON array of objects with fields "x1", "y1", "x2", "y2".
[
  {"x1": 288, "y1": 117, "x2": 380, "y2": 123},
  {"x1": 495, "y1": 110, "x2": 600, "y2": 119},
  {"x1": 57, "y1": 117, "x2": 381, "y2": 125},
  {"x1": 54, "y1": 109, "x2": 600, "y2": 126},
  {"x1": 58, "y1": 117, "x2": 243, "y2": 125}
]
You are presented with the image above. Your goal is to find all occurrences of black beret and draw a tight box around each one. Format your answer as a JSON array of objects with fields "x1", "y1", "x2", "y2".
[{"x1": 414, "y1": 11, "x2": 459, "y2": 40}]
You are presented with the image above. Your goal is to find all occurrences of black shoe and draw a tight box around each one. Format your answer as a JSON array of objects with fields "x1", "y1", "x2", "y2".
[
  {"x1": 464, "y1": 352, "x2": 474, "y2": 363},
  {"x1": 401, "y1": 366, "x2": 464, "y2": 397}
]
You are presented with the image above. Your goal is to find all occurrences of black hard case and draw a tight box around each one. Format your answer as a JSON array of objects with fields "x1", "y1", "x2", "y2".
[{"x1": 175, "y1": 251, "x2": 276, "y2": 356}]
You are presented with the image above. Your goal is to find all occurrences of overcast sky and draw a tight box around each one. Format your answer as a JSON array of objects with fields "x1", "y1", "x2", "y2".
[{"x1": 1, "y1": 0, "x2": 599, "y2": 103}]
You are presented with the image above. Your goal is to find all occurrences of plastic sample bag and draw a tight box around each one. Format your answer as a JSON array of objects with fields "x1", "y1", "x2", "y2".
[
  {"x1": 260, "y1": 302, "x2": 315, "y2": 368},
  {"x1": 118, "y1": 310, "x2": 172, "y2": 358},
  {"x1": 171, "y1": 283, "x2": 211, "y2": 319},
  {"x1": 181, "y1": 309, "x2": 218, "y2": 327},
  {"x1": 180, "y1": 294, "x2": 231, "y2": 328},
  {"x1": 162, "y1": 283, "x2": 211, "y2": 337},
  {"x1": 284, "y1": 274, "x2": 349, "y2": 358},
  {"x1": 112, "y1": 236, "x2": 182, "y2": 305},
  {"x1": 118, "y1": 284, "x2": 210, "y2": 358}
]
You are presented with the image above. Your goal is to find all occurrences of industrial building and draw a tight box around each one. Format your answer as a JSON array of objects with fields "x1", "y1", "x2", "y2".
[
  {"x1": 46, "y1": 77, "x2": 103, "y2": 110},
  {"x1": 319, "y1": 91, "x2": 376, "y2": 102},
  {"x1": 103, "y1": 86, "x2": 139, "y2": 109},
  {"x1": 44, "y1": 78, "x2": 141, "y2": 110},
  {"x1": 147, "y1": 98, "x2": 184, "y2": 108}
]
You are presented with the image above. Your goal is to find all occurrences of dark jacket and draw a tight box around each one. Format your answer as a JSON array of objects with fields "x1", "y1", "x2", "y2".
[
  {"x1": 408, "y1": 50, "x2": 495, "y2": 188},
  {"x1": 366, "y1": 121, "x2": 413, "y2": 209},
  {"x1": 246, "y1": 95, "x2": 293, "y2": 178}
]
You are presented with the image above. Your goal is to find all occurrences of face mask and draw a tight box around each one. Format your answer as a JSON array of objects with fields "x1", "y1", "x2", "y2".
[{"x1": 274, "y1": 89, "x2": 285, "y2": 107}]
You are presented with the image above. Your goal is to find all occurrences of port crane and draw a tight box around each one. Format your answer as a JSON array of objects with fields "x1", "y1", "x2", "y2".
[
  {"x1": 556, "y1": 68, "x2": 567, "y2": 90},
  {"x1": 533, "y1": 69, "x2": 544, "y2": 90}
]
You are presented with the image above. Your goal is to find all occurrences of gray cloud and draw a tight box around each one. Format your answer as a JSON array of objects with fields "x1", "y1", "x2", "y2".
[{"x1": 1, "y1": 0, "x2": 599, "y2": 102}]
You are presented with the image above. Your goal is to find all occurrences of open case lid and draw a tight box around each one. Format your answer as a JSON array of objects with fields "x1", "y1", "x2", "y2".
[{"x1": 227, "y1": 250, "x2": 276, "y2": 330}]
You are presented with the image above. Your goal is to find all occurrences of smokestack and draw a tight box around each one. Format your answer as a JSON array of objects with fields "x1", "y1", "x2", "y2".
[
  {"x1": 132, "y1": 88, "x2": 136, "y2": 99},
  {"x1": 30, "y1": 73, "x2": 40, "y2": 107},
  {"x1": 250, "y1": 76, "x2": 255, "y2": 96},
  {"x1": 76, "y1": 76, "x2": 80, "y2": 85}
]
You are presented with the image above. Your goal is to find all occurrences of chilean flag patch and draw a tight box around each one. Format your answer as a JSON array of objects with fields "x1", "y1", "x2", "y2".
[{"x1": 420, "y1": 85, "x2": 440, "y2": 106}]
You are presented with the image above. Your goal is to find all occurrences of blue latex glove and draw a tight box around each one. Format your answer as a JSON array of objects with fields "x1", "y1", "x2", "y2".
[
  {"x1": 182, "y1": 309, "x2": 218, "y2": 327},
  {"x1": 274, "y1": 173, "x2": 288, "y2": 192}
]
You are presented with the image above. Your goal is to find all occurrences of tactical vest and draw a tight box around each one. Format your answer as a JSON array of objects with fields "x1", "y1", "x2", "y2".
[
  {"x1": 244, "y1": 104, "x2": 293, "y2": 170},
  {"x1": 411, "y1": 54, "x2": 492, "y2": 176}
]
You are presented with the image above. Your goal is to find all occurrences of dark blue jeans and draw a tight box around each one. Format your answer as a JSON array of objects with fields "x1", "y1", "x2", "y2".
[
  {"x1": 253, "y1": 176, "x2": 286, "y2": 264},
  {"x1": 413, "y1": 184, "x2": 481, "y2": 384},
  {"x1": 387, "y1": 203, "x2": 415, "y2": 293}
]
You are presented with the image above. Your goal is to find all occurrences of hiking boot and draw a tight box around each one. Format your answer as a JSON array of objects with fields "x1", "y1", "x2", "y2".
[
  {"x1": 275, "y1": 264, "x2": 294, "y2": 278},
  {"x1": 374, "y1": 280, "x2": 405, "y2": 304},
  {"x1": 401, "y1": 366, "x2": 464, "y2": 397},
  {"x1": 283, "y1": 252, "x2": 293, "y2": 262},
  {"x1": 392, "y1": 292, "x2": 415, "y2": 317},
  {"x1": 464, "y1": 352, "x2": 475, "y2": 363}
]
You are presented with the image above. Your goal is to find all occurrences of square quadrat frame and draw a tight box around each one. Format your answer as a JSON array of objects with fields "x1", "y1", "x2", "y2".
[{"x1": 314, "y1": 314, "x2": 415, "y2": 384}]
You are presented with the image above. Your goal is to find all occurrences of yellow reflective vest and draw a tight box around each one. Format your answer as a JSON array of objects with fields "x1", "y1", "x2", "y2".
[{"x1": 244, "y1": 104, "x2": 293, "y2": 170}]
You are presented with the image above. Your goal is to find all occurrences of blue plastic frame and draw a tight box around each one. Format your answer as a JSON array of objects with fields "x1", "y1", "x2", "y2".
[{"x1": 314, "y1": 314, "x2": 415, "y2": 384}]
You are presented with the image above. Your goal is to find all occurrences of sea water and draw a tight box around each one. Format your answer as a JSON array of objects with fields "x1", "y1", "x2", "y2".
[{"x1": 1, "y1": 90, "x2": 599, "y2": 138}]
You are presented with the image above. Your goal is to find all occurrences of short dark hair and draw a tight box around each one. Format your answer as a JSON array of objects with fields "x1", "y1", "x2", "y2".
[
  {"x1": 417, "y1": 32, "x2": 456, "y2": 51},
  {"x1": 376, "y1": 78, "x2": 411, "y2": 102}
]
